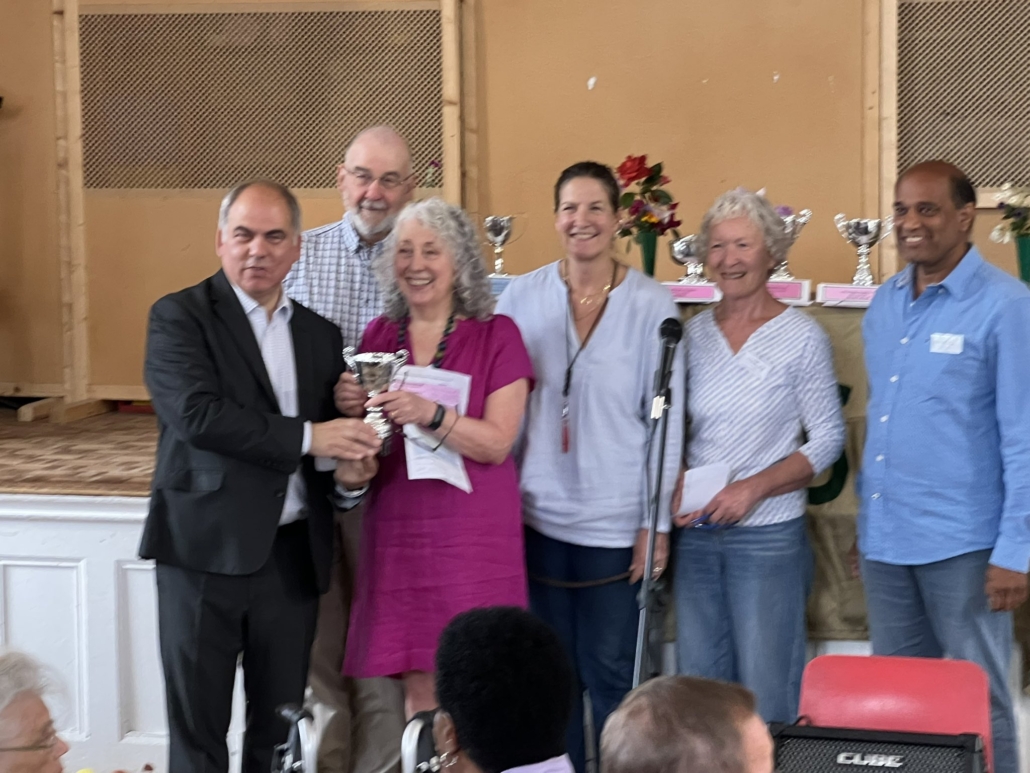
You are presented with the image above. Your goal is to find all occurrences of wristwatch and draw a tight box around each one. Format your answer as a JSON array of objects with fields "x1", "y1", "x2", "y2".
[{"x1": 426, "y1": 403, "x2": 446, "y2": 431}]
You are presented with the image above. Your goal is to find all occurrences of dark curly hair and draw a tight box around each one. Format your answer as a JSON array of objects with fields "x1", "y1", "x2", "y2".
[{"x1": 435, "y1": 607, "x2": 575, "y2": 773}]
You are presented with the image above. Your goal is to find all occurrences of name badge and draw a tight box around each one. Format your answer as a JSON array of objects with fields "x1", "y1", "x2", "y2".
[
  {"x1": 930, "y1": 333, "x2": 964, "y2": 354},
  {"x1": 737, "y1": 352, "x2": 771, "y2": 381}
]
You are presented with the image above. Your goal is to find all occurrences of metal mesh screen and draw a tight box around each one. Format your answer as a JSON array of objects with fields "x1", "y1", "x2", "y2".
[
  {"x1": 80, "y1": 9, "x2": 443, "y2": 189},
  {"x1": 898, "y1": 0, "x2": 1030, "y2": 187}
]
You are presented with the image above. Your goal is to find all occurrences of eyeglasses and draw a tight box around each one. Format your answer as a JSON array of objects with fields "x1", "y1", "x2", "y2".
[
  {"x1": 344, "y1": 167, "x2": 415, "y2": 191},
  {"x1": 0, "y1": 727, "x2": 62, "y2": 754}
]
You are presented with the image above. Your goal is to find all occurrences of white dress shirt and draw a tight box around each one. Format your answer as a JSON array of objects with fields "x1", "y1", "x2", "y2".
[{"x1": 231, "y1": 283, "x2": 312, "y2": 525}]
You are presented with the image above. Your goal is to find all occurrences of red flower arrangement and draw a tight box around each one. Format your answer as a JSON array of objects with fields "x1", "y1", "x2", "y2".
[{"x1": 615, "y1": 155, "x2": 682, "y2": 238}]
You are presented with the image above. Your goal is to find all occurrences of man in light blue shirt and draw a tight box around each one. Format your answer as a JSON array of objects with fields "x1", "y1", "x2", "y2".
[{"x1": 859, "y1": 161, "x2": 1030, "y2": 773}]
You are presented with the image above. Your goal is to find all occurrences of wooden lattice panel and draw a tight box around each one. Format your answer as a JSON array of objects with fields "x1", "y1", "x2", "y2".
[
  {"x1": 898, "y1": 0, "x2": 1030, "y2": 186},
  {"x1": 79, "y1": 8, "x2": 443, "y2": 189}
]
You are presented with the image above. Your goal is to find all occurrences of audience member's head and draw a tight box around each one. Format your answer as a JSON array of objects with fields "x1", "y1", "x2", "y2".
[
  {"x1": 601, "y1": 676, "x2": 773, "y2": 773},
  {"x1": 337, "y1": 125, "x2": 416, "y2": 241},
  {"x1": 0, "y1": 652, "x2": 68, "y2": 773},
  {"x1": 433, "y1": 607, "x2": 575, "y2": 773}
]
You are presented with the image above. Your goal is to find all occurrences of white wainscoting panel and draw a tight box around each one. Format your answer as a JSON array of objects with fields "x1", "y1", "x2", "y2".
[
  {"x1": 117, "y1": 561, "x2": 166, "y2": 739},
  {"x1": 0, "y1": 558, "x2": 87, "y2": 738}
]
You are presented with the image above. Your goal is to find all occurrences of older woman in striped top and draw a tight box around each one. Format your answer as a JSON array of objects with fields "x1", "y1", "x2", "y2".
[{"x1": 672, "y1": 189, "x2": 845, "y2": 724}]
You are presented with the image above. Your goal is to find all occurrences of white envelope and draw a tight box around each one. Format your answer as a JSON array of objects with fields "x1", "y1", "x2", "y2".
[{"x1": 675, "y1": 463, "x2": 732, "y2": 516}]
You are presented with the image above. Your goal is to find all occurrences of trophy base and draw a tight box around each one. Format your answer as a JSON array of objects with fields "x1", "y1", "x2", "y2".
[
  {"x1": 489, "y1": 274, "x2": 515, "y2": 297},
  {"x1": 766, "y1": 279, "x2": 812, "y2": 306},
  {"x1": 663, "y1": 281, "x2": 722, "y2": 304},
  {"x1": 816, "y1": 283, "x2": 879, "y2": 308}
]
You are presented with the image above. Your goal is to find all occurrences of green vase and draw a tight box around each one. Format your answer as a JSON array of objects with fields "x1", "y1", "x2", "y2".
[
  {"x1": 636, "y1": 230, "x2": 658, "y2": 277},
  {"x1": 1017, "y1": 236, "x2": 1030, "y2": 284}
]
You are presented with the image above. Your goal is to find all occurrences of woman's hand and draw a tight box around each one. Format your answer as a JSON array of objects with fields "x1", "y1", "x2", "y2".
[
  {"x1": 629, "y1": 529, "x2": 669, "y2": 583},
  {"x1": 683, "y1": 479, "x2": 761, "y2": 527},
  {"x1": 670, "y1": 469, "x2": 685, "y2": 517},
  {"x1": 334, "y1": 456, "x2": 379, "y2": 490},
  {"x1": 365, "y1": 390, "x2": 437, "y2": 427},
  {"x1": 335, "y1": 373, "x2": 368, "y2": 418}
]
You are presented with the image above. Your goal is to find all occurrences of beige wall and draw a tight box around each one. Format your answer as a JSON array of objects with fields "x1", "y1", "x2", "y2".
[
  {"x1": 468, "y1": 0, "x2": 868, "y2": 285},
  {"x1": 0, "y1": 0, "x2": 64, "y2": 393}
]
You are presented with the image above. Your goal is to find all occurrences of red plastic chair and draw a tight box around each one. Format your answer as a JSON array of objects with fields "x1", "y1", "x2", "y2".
[{"x1": 798, "y1": 655, "x2": 993, "y2": 771}]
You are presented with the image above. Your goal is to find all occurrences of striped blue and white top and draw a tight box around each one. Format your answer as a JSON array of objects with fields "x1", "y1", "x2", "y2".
[{"x1": 686, "y1": 307, "x2": 845, "y2": 527}]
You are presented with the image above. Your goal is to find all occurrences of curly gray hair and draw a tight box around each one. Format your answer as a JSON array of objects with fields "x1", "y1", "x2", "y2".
[
  {"x1": 695, "y1": 189, "x2": 790, "y2": 268},
  {"x1": 0, "y1": 651, "x2": 51, "y2": 731},
  {"x1": 375, "y1": 198, "x2": 496, "y2": 321}
]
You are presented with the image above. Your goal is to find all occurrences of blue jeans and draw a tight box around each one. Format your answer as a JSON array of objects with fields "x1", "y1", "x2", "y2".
[
  {"x1": 525, "y1": 527, "x2": 639, "y2": 773},
  {"x1": 674, "y1": 517, "x2": 813, "y2": 722},
  {"x1": 860, "y1": 550, "x2": 1018, "y2": 773}
]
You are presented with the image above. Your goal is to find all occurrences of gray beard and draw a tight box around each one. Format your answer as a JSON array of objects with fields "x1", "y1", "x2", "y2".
[{"x1": 351, "y1": 209, "x2": 396, "y2": 240}]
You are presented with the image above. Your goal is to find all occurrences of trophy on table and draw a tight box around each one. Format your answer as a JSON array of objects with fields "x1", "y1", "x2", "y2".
[
  {"x1": 484, "y1": 215, "x2": 515, "y2": 295},
  {"x1": 770, "y1": 209, "x2": 812, "y2": 281},
  {"x1": 663, "y1": 234, "x2": 721, "y2": 304},
  {"x1": 816, "y1": 215, "x2": 894, "y2": 307},
  {"x1": 342, "y1": 347, "x2": 409, "y2": 455},
  {"x1": 767, "y1": 208, "x2": 813, "y2": 304}
]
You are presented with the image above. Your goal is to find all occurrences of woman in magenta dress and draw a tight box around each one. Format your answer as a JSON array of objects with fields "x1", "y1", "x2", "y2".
[{"x1": 336, "y1": 197, "x2": 533, "y2": 719}]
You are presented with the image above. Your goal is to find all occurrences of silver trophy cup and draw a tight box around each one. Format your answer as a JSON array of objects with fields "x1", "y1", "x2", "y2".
[
  {"x1": 834, "y1": 215, "x2": 894, "y2": 286},
  {"x1": 670, "y1": 234, "x2": 706, "y2": 284},
  {"x1": 484, "y1": 216, "x2": 514, "y2": 276},
  {"x1": 342, "y1": 347, "x2": 410, "y2": 455},
  {"x1": 770, "y1": 209, "x2": 813, "y2": 281}
]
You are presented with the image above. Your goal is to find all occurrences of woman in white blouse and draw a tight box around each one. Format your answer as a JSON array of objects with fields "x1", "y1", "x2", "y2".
[{"x1": 672, "y1": 189, "x2": 845, "y2": 724}]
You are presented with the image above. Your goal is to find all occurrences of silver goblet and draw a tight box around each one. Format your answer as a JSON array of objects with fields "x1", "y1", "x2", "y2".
[
  {"x1": 342, "y1": 347, "x2": 410, "y2": 455},
  {"x1": 484, "y1": 216, "x2": 514, "y2": 276},
  {"x1": 670, "y1": 235, "x2": 706, "y2": 284},
  {"x1": 770, "y1": 209, "x2": 812, "y2": 281},
  {"x1": 834, "y1": 215, "x2": 894, "y2": 286}
]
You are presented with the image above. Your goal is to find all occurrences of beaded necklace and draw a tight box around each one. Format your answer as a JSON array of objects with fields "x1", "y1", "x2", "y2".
[{"x1": 397, "y1": 310, "x2": 458, "y2": 369}]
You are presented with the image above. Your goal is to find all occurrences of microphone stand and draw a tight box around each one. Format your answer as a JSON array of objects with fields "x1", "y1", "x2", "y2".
[{"x1": 632, "y1": 382, "x2": 673, "y2": 688}]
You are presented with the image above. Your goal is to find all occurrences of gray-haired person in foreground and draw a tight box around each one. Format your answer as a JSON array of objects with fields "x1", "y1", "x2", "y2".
[
  {"x1": 601, "y1": 676, "x2": 774, "y2": 773},
  {"x1": 0, "y1": 651, "x2": 70, "y2": 773}
]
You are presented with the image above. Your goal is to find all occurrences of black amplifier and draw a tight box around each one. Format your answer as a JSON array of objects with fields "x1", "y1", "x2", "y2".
[{"x1": 769, "y1": 723, "x2": 985, "y2": 773}]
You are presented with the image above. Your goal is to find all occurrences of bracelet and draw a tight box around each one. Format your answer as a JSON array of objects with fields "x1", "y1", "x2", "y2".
[
  {"x1": 425, "y1": 403, "x2": 446, "y2": 432},
  {"x1": 432, "y1": 412, "x2": 459, "y2": 452}
]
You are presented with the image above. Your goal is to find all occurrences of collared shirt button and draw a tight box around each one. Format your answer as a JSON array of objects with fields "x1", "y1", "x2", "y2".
[
  {"x1": 901, "y1": 337, "x2": 910, "y2": 344},
  {"x1": 880, "y1": 415, "x2": 889, "y2": 422},
  {"x1": 876, "y1": 454, "x2": 885, "y2": 462},
  {"x1": 871, "y1": 493, "x2": 881, "y2": 499},
  {"x1": 890, "y1": 375, "x2": 899, "y2": 383}
]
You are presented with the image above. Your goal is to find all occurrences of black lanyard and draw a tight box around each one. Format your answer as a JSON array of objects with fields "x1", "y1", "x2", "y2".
[
  {"x1": 397, "y1": 311, "x2": 457, "y2": 369},
  {"x1": 560, "y1": 260, "x2": 617, "y2": 452}
]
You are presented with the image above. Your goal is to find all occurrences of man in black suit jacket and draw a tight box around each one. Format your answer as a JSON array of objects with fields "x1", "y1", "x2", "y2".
[{"x1": 142, "y1": 180, "x2": 382, "y2": 773}]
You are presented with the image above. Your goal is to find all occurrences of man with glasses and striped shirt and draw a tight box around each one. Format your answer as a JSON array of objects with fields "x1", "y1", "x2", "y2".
[{"x1": 284, "y1": 125, "x2": 416, "y2": 773}]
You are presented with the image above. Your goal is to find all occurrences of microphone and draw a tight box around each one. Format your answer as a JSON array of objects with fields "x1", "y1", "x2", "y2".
[{"x1": 651, "y1": 317, "x2": 683, "y2": 419}]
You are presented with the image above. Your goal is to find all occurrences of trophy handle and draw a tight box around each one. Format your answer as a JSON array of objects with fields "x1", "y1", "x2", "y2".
[
  {"x1": 833, "y1": 214, "x2": 850, "y2": 239},
  {"x1": 395, "y1": 349, "x2": 410, "y2": 369},
  {"x1": 796, "y1": 209, "x2": 813, "y2": 226},
  {"x1": 342, "y1": 346, "x2": 357, "y2": 372},
  {"x1": 879, "y1": 216, "x2": 895, "y2": 241}
]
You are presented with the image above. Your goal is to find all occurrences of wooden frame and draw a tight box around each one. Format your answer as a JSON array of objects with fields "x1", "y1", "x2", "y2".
[
  {"x1": 53, "y1": 0, "x2": 91, "y2": 404},
  {"x1": 863, "y1": 0, "x2": 900, "y2": 283}
]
